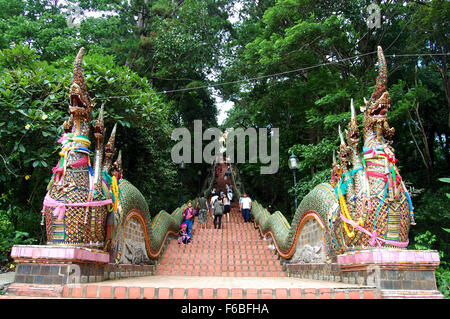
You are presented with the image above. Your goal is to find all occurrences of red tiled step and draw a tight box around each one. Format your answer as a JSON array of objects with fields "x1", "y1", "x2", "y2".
[
  {"x1": 156, "y1": 262, "x2": 285, "y2": 270},
  {"x1": 154, "y1": 271, "x2": 287, "y2": 277},
  {"x1": 0, "y1": 166, "x2": 384, "y2": 300},
  {"x1": 159, "y1": 258, "x2": 281, "y2": 268},
  {"x1": 58, "y1": 285, "x2": 381, "y2": 299},
  {"x1": 157, "y1": 267, "x2": 285, "y2": 275},
  {"x1": 162, "y1": 249, "x2": 278, "y2": 255},
  {"x1": 154, "y1": 166, "x2": 289, "y2": 279}
]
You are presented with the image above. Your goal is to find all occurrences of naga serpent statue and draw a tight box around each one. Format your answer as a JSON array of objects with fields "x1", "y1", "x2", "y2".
[
  {"x1": 249, "y1": 46, "x2": 416, "y2": 262},
  {"x1": 41, "y1": 48, "x2": 184, "y2": 264}
]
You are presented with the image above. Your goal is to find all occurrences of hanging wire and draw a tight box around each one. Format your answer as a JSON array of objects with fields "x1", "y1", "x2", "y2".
[{"x1": 96, "y1": 52, "x2": 450, "y2": 100}]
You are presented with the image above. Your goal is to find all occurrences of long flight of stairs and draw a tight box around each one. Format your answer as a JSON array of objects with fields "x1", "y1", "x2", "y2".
[
  {"x1": 2, "y1": 162, "x2": 381, "y2": 299},
  {"x1": 156, "y1": 163, "x2": 287, "y2": 277},
  {"x1": 156, "y1": 205, "x2": 286, "y2": 277}
]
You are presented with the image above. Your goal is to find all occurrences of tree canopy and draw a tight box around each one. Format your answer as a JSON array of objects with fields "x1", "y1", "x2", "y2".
[{"x1": 0, "y1": 0, "x2": 448, "y2": 296}]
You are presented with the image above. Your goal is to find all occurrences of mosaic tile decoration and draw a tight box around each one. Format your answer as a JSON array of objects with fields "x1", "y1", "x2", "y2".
[
  {"x1": 249, "y1": 47, "x2": 414, "y2": 261},
  {"x1": 109, "y1": 179, "x2": 189, "y2": 263}
]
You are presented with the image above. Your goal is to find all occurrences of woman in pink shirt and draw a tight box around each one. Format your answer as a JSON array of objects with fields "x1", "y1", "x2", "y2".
[{"x1": 183, "y1": 201, "x2": 195, "y2": 237}]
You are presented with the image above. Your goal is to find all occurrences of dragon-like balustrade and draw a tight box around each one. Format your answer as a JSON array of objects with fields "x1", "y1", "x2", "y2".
[
  {"x1": 247, "y1": 46, "x2": 416, "y2": 262},
  {"x1": 41, "y1": 48, "x2": 185, "y2": 264}
]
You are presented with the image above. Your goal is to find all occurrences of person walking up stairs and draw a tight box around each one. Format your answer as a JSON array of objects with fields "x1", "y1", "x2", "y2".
[
  {"x1": 5, "y1": 162, "x2": 381, "y2": 300},
  {"x1": 155, "y1": 163, "x2": 286, "y2": 277}
]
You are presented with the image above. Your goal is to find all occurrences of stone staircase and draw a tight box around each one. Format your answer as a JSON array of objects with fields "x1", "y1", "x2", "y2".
[
  {"x1": 155, "y1": 204, "x2": 286, "y2": 277},
  {"x1": 2, "y1": 163, "x2": 382, "y2": 299},
  {"x1": 156, "y1": 163, "x2": 286, "y2": 277}
]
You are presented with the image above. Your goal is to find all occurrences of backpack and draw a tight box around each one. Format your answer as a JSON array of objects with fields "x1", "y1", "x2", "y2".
[{"x1": 214, "y1": 201, "x2": 224, "y2": 215}]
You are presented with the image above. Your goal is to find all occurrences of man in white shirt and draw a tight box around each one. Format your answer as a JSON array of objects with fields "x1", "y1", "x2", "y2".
[
  {"x1": 239, "y1": 193, "x2": 252, "y2": 223},
  {"x1": 227, "y1": 190, "x2": 233, "y2": 202}
]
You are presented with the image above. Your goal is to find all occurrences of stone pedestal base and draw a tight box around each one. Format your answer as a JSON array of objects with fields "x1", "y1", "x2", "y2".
[
  {"x1": 10, "y1": 245, "x2": 110, "y2": 285},
  {"x1": 286, "y1": 249, "x2": 443, "y2": 299},
  {"x1": 9, "y1": 245, "x2": 156, "y2": 289},
  {"x1": 11, "y1": 245, "x2": 110, "y2": 263},
  {"x1": 337, "y1": 248, "x2": 443, "y2": 299},
  {"x1": 286, "y1": 263, "x2": 344, "y2": 282}
]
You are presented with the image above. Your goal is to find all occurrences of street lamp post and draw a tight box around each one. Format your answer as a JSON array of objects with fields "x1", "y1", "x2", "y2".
[
  {"x1": 288, "y1": 152, "x2": 299, "y2": 210},
  {"x1": 197, "y1": 170, "x2": 202, "y2": 194},
  {"x1": 178, "y1": 160, "x2": 185, "y2": 207}
]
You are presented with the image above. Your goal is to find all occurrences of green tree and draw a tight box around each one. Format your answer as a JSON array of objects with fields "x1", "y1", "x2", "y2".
[
  {"x1": 220, "y1": 0, "x2": 449, "y2": 240},
  {"x1": 0, "y1": 45, "x2": 179, "y2": 259}
]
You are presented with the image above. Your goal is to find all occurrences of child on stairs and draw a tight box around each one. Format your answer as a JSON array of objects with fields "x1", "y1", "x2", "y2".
[{"x1": 177, "y1": 223, "x2": 191, "y2": 245}]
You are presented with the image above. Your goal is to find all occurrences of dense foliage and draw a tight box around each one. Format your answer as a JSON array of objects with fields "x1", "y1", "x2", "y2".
[
  {"x1": 219, "y1": 0, "x2": 449, "y2": 296},
  {"x1": 0, "y1": 0, "x2": 233, "y2": 261},
  {"x1": 0, "y1": 0, "x2": 448, "y2": 297},
  {"x1": 0, "y1": 44, "x2": 178, "y2": 259}
]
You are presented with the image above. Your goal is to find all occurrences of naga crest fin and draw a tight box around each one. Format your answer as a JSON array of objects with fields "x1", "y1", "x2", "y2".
[
  {"x1": 112, "y1": 149, "x2": 123, "y2": 180},
  {"x1": 338, "y1": 124, "x2": 351, "y2": 169},
  {"x1": 376, "y1": 46, "x2": 387, "y2": 87},
  {"x1": 107, "y1": 123, "x2": 118, "y2": 148},
  {"x1": 361, "y1": 97, "x2": 368, "y2": 112},
  {"x1": 94, "y1": 104, "x2": 105, "y2": 141},
  {"x1": 103, "y1": 123, "x2": 118, "y2": 173},
  {"x1": 350, "y1": 98, "x2": 356, "y2": 120},
  {"x1": 346, "y1": 98, "x2": 359, "y2": 146},
  {"x1": 338, "y1": 124, "x2": 345, "y2": 146},
  {"x1": 93, "y1": 104, "x2": 105, "y2": 189},
  {"x1": 73, "y1": 48, "x2": 84, "y2": 77}
]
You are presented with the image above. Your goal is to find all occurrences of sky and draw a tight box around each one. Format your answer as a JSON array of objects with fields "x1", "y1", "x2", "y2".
[
  {"x1": 214, "y1": 1, "x2": 242, "y2": 126},
  {"x1": 208, "y1": 77, "x2": 234, "y2": 126},
  {"x1": 215, "y1": 93, "x2": 234, "y2": 126}
]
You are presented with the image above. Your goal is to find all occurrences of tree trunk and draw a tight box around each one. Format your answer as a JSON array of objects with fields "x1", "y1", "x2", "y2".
[
  {"x1": 412, "y1": 68, "x2": 433, "y2": 183},
  {"x1": 309, "y1": 127, "x2": 315, "y2": 177},
  {"x1": 437, "y1": 55, "x2": 450, "y2": 129}
]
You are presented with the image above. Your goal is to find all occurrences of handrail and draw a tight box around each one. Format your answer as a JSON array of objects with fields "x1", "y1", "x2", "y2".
[
  {"x1": 201, "y1": 164, "x2": 216, "y2": 197},
  {"x1": 115, "y1": 179, "x2": 198, "y2": 260},
  {"x1": 229, "y1": 163, "x2": 244, "y2": 199},
  {"x1": 145, "y1": 197, "x2": 200, "y2": 258},
  {"x1": 250, "y1": 183, "x2": 338, "y2": 260}
]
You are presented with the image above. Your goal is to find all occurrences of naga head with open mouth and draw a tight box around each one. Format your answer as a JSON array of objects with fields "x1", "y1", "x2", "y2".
[
  {"x1": 360, "y1": 46, "x2": 394, "y2": 145},
  {"x1": 69, "y1": 47, "x2": 94, "y2": 120},
  {"x1": 368, "y1": 91, "x2": 390, "y2": 119}
]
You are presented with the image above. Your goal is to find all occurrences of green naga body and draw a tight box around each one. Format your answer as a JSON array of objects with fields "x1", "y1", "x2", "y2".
[
  {"x1": 252, "y1": 46, "x2": 415, "y2": 261},
  {"x1": 42, "y1": 48, "x2": 183, "y2": 263}
]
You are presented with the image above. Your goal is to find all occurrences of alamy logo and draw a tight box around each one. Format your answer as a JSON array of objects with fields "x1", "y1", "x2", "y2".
[
  {"x1": 62, "y1": 264, "x2": 81, "y2": 284},
  {"x1": 171, "y1": 120, "x2": 279, "y2": 174},
  {"x1": 367, "y1": 3, "x2": 381, "y2": 29},
  {"x1": 366, "y1": 265, "x2": 381, "y2": 288},
  {"x1": 66, "y1": 3, "x2": 82, "y2": 29}
]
